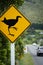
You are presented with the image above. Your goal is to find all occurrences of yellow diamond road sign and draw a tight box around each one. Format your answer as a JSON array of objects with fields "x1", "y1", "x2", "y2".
[{"x1": 0, "y1": 5, "x2": 31, "y2": 43}]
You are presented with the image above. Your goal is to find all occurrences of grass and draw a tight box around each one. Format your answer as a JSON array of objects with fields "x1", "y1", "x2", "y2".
[
  {"x1": 35, "y1": 30, "x2": 43, "y2": 32},
  {"x1": 19, "y1": 53, "x2": 34, "y2": 65}
]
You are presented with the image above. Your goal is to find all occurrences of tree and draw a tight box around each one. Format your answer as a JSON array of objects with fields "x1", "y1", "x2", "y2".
[
  {"x1": 0, "y1": 0, "x2": 24, "y2": 14},
  {"x1": 15, "y1": 37, "x2": 24, "y2": 65},
  {"x1": 0, "y1": 33, "x2": 10, "y2": 65}
]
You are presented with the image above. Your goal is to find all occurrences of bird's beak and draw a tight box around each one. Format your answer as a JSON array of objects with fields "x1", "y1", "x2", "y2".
[
  {"x1": 20, "y1": 16, "x2": 22, "y2": 18},
  {"x1": 18, "y1": 16, "x2": 21, "y2": 18}
]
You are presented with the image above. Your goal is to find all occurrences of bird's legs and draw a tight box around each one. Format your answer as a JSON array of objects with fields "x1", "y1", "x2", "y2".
[
  {"x1": 12, "y1": 27, "x2": 17, "y2": 30},
  {"x1": 8, "y1": 26, "x2": 14, "y2": 36},
  {"x1": 8, "y1": 26, "x2": 17, "y2": 36}
]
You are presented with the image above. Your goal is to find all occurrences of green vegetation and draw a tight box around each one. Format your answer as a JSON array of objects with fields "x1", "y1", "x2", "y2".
[
  {"x1": 15, "y1": 38, "x2": 24, "y2": 60},
  {"x1": 40, "y1": 40, "x2": 43, "y2": 46},
  {"x1": 19, "y1": 0, "x2": 43, "y2": 45},
  {"x1": 19, "y1": 0, "x2": 43, "y2": 23},
  {"x1": 0, "y1": 0, "x2": 24, "y2": 14},
  {"x1": 0, "y1": 33, "x2": 10, "y2": 65},
  {"x1": 19, "y1": 53, "x2": 34, "y2": 65}
]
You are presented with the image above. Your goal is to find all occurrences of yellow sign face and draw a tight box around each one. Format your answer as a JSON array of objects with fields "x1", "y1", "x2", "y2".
[{"x1": 0, "y1": 5, "x2": 31, "y2": 43}]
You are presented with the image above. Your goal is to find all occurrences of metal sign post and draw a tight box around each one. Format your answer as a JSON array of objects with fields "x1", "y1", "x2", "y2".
[{"x1": 11, "y1": 43, "x2": 15, "y2": 65}]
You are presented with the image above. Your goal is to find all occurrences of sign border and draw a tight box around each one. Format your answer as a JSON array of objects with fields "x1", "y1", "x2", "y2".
[{"x1": 0, "y1": 4, "x2": 31, "y2": 43}]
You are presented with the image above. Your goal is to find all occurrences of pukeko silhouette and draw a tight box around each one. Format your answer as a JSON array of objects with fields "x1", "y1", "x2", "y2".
[{"x1": 2, "y1": 16, "x2": 21, "y2": 36}]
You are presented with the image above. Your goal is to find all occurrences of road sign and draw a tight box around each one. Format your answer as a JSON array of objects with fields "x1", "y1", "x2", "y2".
[{"x1": 0, "y1": 5, "x2": 31, "y2": 43}]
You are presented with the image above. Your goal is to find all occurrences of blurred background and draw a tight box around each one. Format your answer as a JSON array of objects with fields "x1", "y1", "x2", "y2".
[{"x1": 0, "y1": 0, "x2": 43, "y2": 65}]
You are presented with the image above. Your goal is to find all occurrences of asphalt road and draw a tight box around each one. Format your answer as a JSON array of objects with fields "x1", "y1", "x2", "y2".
[{"x1": 28, "y1": 45, "x2": 43, "y2": 65}]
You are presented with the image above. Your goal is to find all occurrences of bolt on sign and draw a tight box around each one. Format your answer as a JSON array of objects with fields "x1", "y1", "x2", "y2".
[{"x1": 0, "y1": 5, "x2": 31, "y2": 43}]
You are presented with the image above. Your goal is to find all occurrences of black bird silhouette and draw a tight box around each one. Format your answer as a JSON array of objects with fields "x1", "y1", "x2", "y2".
[{"x1": 2, "y1": 16, "x2": 21, "y2": 36}]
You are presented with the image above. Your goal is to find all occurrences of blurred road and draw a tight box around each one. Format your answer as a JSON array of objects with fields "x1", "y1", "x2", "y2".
[{"x1": 28, "y1": 45, "x2": 43, "y2": 65}]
